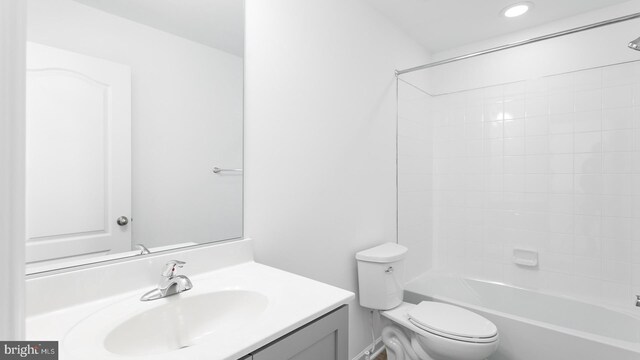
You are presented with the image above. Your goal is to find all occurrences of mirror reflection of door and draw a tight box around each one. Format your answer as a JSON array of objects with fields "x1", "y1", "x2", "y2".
[{"x1": 26, "y1": 42, "x2": 132, "y2": 264}]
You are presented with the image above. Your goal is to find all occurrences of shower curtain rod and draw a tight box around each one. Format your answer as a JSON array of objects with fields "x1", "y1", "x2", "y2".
[{"x1": 396, "y1": 11, "x2": 640, "y2": 76}]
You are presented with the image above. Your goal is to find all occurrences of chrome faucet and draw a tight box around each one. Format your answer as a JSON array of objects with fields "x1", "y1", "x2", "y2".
[
  {"x1": 140, "y1": 260, "x2": 193, "y2": 301},
  {"x1": 636, "y1": 295, "x2": 640, "y2": 307}
]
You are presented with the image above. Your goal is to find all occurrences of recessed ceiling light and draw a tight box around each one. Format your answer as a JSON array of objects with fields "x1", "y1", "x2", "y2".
[{"x1": 502, "y1": 2, "x2": 533, "y2": 18}]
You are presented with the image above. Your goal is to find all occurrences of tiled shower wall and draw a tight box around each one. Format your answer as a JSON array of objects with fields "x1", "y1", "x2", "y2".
[
  {"x1": 424, "y1": 61, "x2": 640, "y2": 308},
  {"x1": 398, "y1": 80, "x2": 434, "y2": 281}
]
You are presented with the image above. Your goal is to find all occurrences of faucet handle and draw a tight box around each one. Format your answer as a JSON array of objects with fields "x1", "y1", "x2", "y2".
[{"x1": 161, "y1": 260, "x2": 186, "y2": 277}]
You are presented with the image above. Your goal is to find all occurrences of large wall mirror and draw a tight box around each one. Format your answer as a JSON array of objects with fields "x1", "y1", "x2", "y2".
[{"x1": 25, "y1": 0, "x2": 244, "y2": 274}]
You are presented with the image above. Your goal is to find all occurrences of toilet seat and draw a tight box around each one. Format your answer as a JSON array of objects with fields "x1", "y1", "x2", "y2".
[{"x1": 408, "y1": 301, "x2": 498, "y2": 344}]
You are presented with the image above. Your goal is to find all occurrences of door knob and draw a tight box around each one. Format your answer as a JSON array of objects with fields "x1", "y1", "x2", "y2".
[{"x1": 116, "y1": 216, "x2": 129, "y2": 226}]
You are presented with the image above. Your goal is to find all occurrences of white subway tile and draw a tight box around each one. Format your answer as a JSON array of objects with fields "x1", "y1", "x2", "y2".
[
  {"x1": 549, "y1": 174, "x2": 574, "y2": 194},
  {"x1": 541, "y1": 252, "x2": 573, "y2": 273},
  {"x1": 503, "y1": 119, "x2": 524, "y2": 137},
  {"x1": 484, "y1": 101, "x2": 504, "y2": 122},
  {"x1": 573, "y1": 256, "x2": 601, "y2": 278},
  {"x1": 549, "y1": 133, "x2": 573, "y2": 154},
  {"x1": 549, "y1": 194, "x2": 573, "y2": 214},
  {"x1": 574, "y1": 132, "x2": 602, "y2": 153},
  {"x1": 549, "y1": 213, "x2": 573, "y2": 234},
  {"x1": 573, "y1": 111, "x2": 601, "y2": 133},
  {"x1": 522, "y1": 193, "x2": 549, "y2": 212},
  {"x1": 603, "y1": 174, "x2": 633, "y2": 195},
  {"x1": 525, "y1": 174, "x2": 549, "y2": 193},
  {"x1": 574, "y1": 89, "x2": 602, "y2": 112},
  {"x1": 467, "y1": 139, "x2": 484, "y2": 156},
  {"x1": 574, "y1": 153, "x2": 602, "y2": 174},
  {"x1": 633, "y1": 241, "x2": 640, "y2": 264},
  {"x1": 574, "y1": 214, "x2": 601, "y2": 238},
  {"x1": 549, "y1": 113, "x2": 574, "y2": 134},
  {"x1": 465, "y1": 122, "x2": 484, "y2": 139},
  {"x1": 549, "y1": 233, "x2": 573, "y2": 254},
  {"x1": 602, "y1": 217, "x2": 633, "y2": 242},
  {"x1": 601, "y1": 261, "x2": 631, "y2": 283},
  {"x1": 465, "y1": 105, "x2": 484, "y2": 123},
  {"x1": 603, "y1": 195, "x2": 633, "y2": 218},
  {"x1": 525, "y1": 136, "x2": 549, "y2": 155},
  {"x1": 633, "y1": 264, "x2": 640, "y2": 285},
  {"x1": 525, "y1": 115, "x2": 549, "y2": 136},
  {"x1": 549, "y1": 154, "x2": 573, "y2": 173},
  {"x1": 574, "y1": 194, "x2": 602, "y2": 216},
  {"x1": 504, "y1": 97, "x2": 525, "y2": 120},
  {"x1": 603, "y1": 65, "x2": 633, "y2": 87},
  {"x1": 549, "y1": 92, "x2": 574, "y2": 115},
  {"x1": 525, "y1": 154, "x2": 549, "y2": 173},
  {"x1": 525, "y1": 96, "x2": 549, "y2": 117},
  {"x1": 485, "y1": 120, "x2": 504, "y2": 139},
  {"x1": 602, "y1": 238, "x2": 632, "y2": 262},
  {"x1": 574, "y1": 235, "x2": 601, "y2": 258},
  {"x1": 603, "y1": 130, "x2": 633, "y2": 152},
  {"x1": 603, "y1": 85, "x2": 634, "y2": 109},
  {"x1": 603, "y1": 152, "x2": 633, "y2": 173},
  {"x1": 574, "y1": 174, "x2": 603, "y2": 195},
  {"x1": 503, "y1": 174, "x2": 525, "y2": 193},
  {"x1": 486, "y1": 139, "x2": 504, "y2": 156},
  {"x1": 603, "y1": 107, "x2": 634, "y2": 130},
  {"x1": 504, "y1": 137, "x2": 525, "y2": 156},
  {"x1": 504, "y1": 156, "x2": 525, "y2": 174}
]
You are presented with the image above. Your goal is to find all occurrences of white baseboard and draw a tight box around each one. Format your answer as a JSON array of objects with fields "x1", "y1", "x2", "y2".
[{"x1": 352, "y1": 337, "x2": 384, "y2": 360}]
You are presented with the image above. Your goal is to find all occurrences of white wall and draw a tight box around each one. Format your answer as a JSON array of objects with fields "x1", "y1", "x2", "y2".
[
  {"x1": 27, "y1": 0, "x2": 243, "y2": 249},
  {"x1": 398, "y1": 0, "x2": 640, "y2": 310},
  {"x1": 0, "y1": 0, "x2": 26, "y2": 340},
  {"x1": 244, "y1": 0, "x2": 430, "y2": 357}
]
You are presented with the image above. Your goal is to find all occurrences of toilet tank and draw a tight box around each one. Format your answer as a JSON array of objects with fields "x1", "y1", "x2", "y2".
[{"x1": 355, "y1": 243, "x2": 408, "y2": 310}]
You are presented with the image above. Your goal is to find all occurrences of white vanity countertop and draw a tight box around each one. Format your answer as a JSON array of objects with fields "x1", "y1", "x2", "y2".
[{"x1": 27, "y1": 261, "x2": 354, "y2": 360}]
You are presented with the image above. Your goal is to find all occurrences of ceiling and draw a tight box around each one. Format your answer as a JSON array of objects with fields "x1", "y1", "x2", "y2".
[
  {"x1": 365, "y1": 0, "x2": 633, "y2": 53},
  {"x1": 72, "y1": 0, "x2": 244, "y2": 56}
]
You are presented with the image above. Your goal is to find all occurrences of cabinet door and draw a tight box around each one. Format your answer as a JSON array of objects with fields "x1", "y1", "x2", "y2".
[{"x1": 252, "y1": 306, "x2": 348, "y2": 360}]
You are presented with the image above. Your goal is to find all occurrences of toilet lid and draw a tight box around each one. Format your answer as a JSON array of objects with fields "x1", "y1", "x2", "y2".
[{"x1": 408, "y1": 302, "x2": 497, "y2": 341}]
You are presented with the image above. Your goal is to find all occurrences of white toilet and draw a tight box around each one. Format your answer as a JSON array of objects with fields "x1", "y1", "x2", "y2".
[{"x1": 356, "y1": 243, "x2": 499, "y2": 360}]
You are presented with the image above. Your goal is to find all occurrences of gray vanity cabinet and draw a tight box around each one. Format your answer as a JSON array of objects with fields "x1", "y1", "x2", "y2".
[{"x1": 242, "y1": 305, "x2": 348, "y2": 360}]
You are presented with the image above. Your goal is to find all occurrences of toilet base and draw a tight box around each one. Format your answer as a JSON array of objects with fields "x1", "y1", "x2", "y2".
[
  {"x1": 382, "y1": 324, "x2": 433, "y2": 360},
  {"x1": 380, "y1": 302, "x2": 498, "y2": 360}
]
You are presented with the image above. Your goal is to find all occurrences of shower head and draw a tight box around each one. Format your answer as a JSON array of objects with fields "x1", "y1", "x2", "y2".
[{"x1": 629, "y1": 36, "x2": 640, "y2": 50}]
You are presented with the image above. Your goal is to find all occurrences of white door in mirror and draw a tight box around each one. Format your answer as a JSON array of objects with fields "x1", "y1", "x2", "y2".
[{"x1": 26, "y1": 42, "x2": 132, "y2": 263}]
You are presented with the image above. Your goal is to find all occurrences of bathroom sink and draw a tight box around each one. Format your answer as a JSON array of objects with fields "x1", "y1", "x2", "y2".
[
  {"x1": 64, "y1": 290, "x2": 269, "y2": 357},
  {"x1": 104, "y1": 290, "x2": 268, "y2": 355},
  {"x1": 31, "y1": 256, "x2": 354, "y2": 360}
]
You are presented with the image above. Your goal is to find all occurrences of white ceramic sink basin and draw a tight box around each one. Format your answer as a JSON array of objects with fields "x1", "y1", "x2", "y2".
[
  {"x1": 63, "y1": 288, "x2": 269, "y2": 359},
  {"x1": 103, "y1": 291, "x2": 268, "y2": 356}
]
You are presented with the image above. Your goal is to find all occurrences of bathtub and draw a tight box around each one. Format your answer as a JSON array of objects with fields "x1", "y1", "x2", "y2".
[{"x1": 403, "y1": 272, "x2": 640, "y2": 360}]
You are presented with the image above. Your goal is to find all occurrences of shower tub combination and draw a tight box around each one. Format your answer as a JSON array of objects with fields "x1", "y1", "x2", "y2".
[{"x1": 403, "y1": 272, "x2": 640, "y2": 360}]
